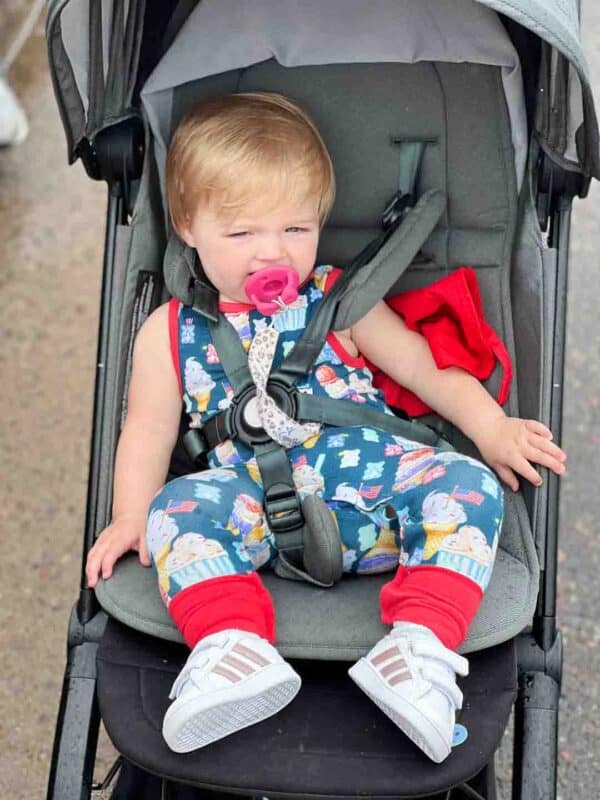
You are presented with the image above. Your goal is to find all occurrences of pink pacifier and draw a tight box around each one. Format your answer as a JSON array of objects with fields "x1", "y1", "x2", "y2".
[{"x1": 244, "y1": 265, "x2": 299, "y2": 315}]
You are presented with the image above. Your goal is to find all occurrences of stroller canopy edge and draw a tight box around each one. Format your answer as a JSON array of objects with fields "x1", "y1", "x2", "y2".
[
  {"x1": 46, "y1": 0, "x2": 600, "y2": 181},
  {"x1": 139, "y1": 0, "x2": 528, "y2": 195}
]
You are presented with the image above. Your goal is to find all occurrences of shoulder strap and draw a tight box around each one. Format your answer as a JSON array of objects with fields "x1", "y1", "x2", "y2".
[
  {"x1": 207, "y1": 315, "x2": 254, "y2": 394},
  {"x1": 271, "y1": 188, "x2": 446, "y2": 386},
  {"x1": 331, "y1": 188, "x2": 446, "y2": 331}
]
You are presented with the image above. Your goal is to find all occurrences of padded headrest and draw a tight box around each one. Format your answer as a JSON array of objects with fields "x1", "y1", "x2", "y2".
[{"x1": 167, "y1": 59, "x2": 517, "y2": 271}]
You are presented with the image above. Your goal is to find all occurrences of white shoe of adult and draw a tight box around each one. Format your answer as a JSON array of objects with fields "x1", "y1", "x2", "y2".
[
  {"x1": 163, "y1": 629, "x2": 301, "y2": 753},
  {"x1": 0, "y1": 77, "x2": 28, "y2": 146},
  {"x1": 348, "y1": 622, "x2": 469, "y2": 763}
]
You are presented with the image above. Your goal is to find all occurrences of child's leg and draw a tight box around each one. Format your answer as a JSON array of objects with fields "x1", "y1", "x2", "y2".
[
  {"x1": 147, "y1": 465, "x2": 278, "y2": 646},
  {"x1": 147, "y1": 466, "x2": 300, "y2": 752},
  {"x1": 318, "y1": 434, "x2": 503, "y2": 762},
  {"x1": 379, "y1": 451, "x2": 504, "y2": 649}
]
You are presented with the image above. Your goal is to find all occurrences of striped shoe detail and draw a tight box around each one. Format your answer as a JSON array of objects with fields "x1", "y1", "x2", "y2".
[
  {"x1": 210, "y1": 642, "x2": 272, "y2": 683},
  {"x1": 212, "y1": 664, "x2": 243, "y2": 683},
  {"x1": 232, "y1": 642, "x2": 270, "y2": 666},
  {"x1": 369, "y1": 645, "x2": 412, "y2": 686}
]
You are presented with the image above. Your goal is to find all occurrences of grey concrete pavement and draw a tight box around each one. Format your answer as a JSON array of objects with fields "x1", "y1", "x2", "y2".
[{"x1": 0, "y1": 6, "x2": 598, "y2": 799}]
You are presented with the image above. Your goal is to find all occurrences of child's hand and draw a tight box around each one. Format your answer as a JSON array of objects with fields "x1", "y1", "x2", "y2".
[
  {"x1": 85, "y1": 515, "x2": 150, "y2": 588},
  {"x1": 474, "y1": 417, "x2": 566, "y2": 492}
]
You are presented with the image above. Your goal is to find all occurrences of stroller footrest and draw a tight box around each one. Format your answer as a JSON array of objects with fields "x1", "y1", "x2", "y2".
[{"x1": 97, "y1": 619, "x2": 517, "y2": 799}]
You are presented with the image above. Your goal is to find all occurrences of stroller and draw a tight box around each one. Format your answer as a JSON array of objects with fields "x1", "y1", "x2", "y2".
[{"x1": 45, "y1": 1, "x2": 599, "y2": 798}]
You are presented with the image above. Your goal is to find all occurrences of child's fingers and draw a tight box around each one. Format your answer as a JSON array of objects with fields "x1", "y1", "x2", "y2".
[
  {"x1": 85, "y1": 557, "x2": 100, "y2": 588},
  {"x1": 525, "y1": 420, "x2": 553, "y2": 439},
  {"x1": 138, "y1": 535, "x2": 151, "y2": 567},
  {"x1": 86, "y1": 537, "x2": 111, "y2": 587},
  {"x1": 495, "y1": 464, "x2": 520, "y2": 492},
  {"x1": 528, "y1": 434, "x2": 566, "y2": 461},
  {"x1": 524, "y1": 444, "x2": 566, "y2": 475},
  {"x1": 100, "y1": 538, "x2": 130, "y2": 580},
  {"x1": 510, "y1": 455, "x2": 543, "y2": 487}
]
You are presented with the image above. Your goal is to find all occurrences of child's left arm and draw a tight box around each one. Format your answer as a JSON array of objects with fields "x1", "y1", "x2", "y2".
[{"x1": 351, "y1": 301, "x2": 566, "y2": 491}]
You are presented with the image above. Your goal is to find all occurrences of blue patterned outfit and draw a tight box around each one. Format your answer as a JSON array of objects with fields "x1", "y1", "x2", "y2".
[{"x1": 146, "y1": 266, "x2": 504, "y2": 610}]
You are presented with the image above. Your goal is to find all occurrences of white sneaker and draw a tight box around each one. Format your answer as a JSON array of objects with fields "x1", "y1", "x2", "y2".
[
  {"x1": 348, "y1": 622, "x2": 469, "y2": 763},
  {"x1": 0, "y1": 77, "x2": 28, "y2": 146},
  {"x1": 163, "y1": 629, "x2": 301, "y2": 753}
]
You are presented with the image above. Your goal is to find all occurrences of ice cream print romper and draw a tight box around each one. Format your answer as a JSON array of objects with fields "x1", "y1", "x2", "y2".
[{"x1": 147, "y1": 265, "x2": 504, "y2": 609}]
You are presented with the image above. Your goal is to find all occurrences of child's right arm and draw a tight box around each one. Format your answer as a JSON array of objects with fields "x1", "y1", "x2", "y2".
[{"x1": 85, "y1": 303, "x2": 182, "y2": 587}]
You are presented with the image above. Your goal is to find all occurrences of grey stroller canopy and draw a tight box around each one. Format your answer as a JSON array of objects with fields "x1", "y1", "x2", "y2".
[{"x1": 48, "y1": 0, "x2": 599, "y2": 183}]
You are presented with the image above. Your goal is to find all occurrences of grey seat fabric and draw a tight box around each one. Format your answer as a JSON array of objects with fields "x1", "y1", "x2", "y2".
[{"x1": 95, "y1": 59, "x2": 540, "y2": 657}]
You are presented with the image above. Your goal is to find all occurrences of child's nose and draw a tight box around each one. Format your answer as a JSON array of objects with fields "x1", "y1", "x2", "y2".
[{"x1": 257, "y1": 233, "x2": 286, "y2": 262}]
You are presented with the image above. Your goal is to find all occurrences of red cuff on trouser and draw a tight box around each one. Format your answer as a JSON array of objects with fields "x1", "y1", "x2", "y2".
[
  {"x1": 168, "y1": 573, "x2": 276, "y2": 648},
  {"x1": 380, "y1": 565, "x2": 483, "y2": 650}
]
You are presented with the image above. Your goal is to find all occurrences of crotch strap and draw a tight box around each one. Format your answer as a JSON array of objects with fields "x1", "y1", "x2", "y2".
[{"x1": 208, "y1": 314, "x2": 343, "y2": 588}]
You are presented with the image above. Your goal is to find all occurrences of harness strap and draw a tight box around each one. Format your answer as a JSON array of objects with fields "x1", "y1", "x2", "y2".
[
  {"x1": 270, "y1": 188, "x2": 446, "y2": 387},
  {"x1": 207, "y1": 316, "x2": 308, "y2": 568},
  {"x1": 328, "y1": 188, "x2": 446, "y2": 332},
  {"x1": 196, "y1": 389, "x2": 453, "y2": 453},
  {"x1": 253, "y1": 442, "x2": 304, "y2": 546},
  {"x1": 295, "y1": 394, "x2": 452, "y2": 450},
  {"x1": 207, "y1": 315, "x2": 254, "y2": 394}
]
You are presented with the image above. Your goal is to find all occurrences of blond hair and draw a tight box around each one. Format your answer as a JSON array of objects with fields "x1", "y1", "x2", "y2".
[{"x1": 166, "y1": 92, "x2": 335, "y2": 234}]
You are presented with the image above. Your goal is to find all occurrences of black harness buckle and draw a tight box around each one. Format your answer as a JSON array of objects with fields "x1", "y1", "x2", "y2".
[
  {"x1": 220, "y1": 380, "x2": 298, "y2": 448},
  {"x1": 382, "y1": 190, "x2": 414, "y2": 231},
  {"x1": 182, "y1": 428, "x2": 209, "y2": 468},
  {"x1": 264, "y1": 482, "x2": 304, "y2": 537}
]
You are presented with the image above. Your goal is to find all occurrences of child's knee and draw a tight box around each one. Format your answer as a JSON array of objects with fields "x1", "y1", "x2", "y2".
[
  {"x1": 145, "y1": 477, "x2": 199, "y2": 558},
  {"x1": 148, "y1": 476, "x2": 189, "y2": 514},
  {"x1": 450, "y1": 455, "x2": 504, "y2": 510}
]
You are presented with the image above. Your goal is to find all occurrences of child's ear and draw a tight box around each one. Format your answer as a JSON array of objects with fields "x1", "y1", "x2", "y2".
[{"x1": 177, "y1": 223, "x2": 196, "y2": 248}]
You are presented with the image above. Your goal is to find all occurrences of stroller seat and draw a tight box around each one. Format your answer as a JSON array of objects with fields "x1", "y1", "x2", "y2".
[
  {"x1": 95, "y1": 49, "x2": 538, "y2": 659},
  {"x1": 94, "y1": 48, "x2": 535, "y2": 796},
  {"x1": 96, "y1": 501, "x2": 537, "y2": 658}
]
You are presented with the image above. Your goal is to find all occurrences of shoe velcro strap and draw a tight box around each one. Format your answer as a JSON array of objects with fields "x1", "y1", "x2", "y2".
[
  {"x1": 411, "y1": 639, "x2": 469, "y2": 677},
  {"x1": 422, "y1": 664, "x2": 464, "y2": 709}
]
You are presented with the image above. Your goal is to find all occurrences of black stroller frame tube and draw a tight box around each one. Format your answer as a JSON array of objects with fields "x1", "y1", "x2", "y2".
[
  {"x1": 512, "y1": 198, "x2": 570, "y2": 800},
  {"x1": 47, "y1": 183, "x2": 125, "y2": 800},
  {"x1": 79, "y1": 182, "x2": 125, "y2": 620},
  {"x1": 536, "y1": 197, "x2": 571, "y2": 646}
]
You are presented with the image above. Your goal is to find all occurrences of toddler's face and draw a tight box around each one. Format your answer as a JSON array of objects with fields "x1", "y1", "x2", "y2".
[{"x1": 181, "y1": 199, "x2": 320, "y2": 304}]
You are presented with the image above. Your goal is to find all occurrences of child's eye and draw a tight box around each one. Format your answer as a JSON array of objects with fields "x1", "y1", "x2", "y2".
[
  {"x1": 285, "y1": 226, "x2": 308, "y2": 233},
  {"x1": 227, "y1": 231, "x2": 250, "y2": 238}
]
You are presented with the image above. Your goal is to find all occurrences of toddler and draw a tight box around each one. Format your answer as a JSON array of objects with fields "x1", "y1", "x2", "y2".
[{"x1": 86, "y1": 92, "x2": 566, "y2": 762}]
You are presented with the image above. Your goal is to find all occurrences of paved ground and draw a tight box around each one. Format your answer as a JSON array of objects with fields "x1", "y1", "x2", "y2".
[{"x1": 0, "y1": 5, "x2": 598, "y2": 799}]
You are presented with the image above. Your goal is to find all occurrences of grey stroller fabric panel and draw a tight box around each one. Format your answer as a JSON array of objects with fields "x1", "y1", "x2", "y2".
[
  {"x1": 47, "y1": 0, "x2": 600, "y2": 176},
  {"x1": 95, "y1": 131, "x2": 167, "y2": 531},
  {"x1": 479, "y1": 0, "x2": 600, "y2": 177},
  {"x1": 142, "y1": 0, "x2": 528, "y2": 193},
  {"x1": 47, "y1": 0, "x2": 147, "y2": 147}
]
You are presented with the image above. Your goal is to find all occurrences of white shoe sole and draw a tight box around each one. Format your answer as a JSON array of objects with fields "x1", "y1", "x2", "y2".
[
  {"x1": 163, "y1": 663, "x2": 301, "y2": 753},
  {"x1": 348, "y1": 659, "x2": 451, "y2": 763}
]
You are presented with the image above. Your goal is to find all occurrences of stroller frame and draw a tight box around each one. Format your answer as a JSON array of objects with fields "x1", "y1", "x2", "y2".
[
  {"x1": 46, "y1": 125, "x2": 573, "y2": 800},
  {"x1": 44, "y1": 3, "x2": 595, "y2": 798}
]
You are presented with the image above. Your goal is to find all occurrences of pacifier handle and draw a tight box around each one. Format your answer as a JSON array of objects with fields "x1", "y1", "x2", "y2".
[{"x1": 245, "y1": 265, "x2": 299, "y2": 315}]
